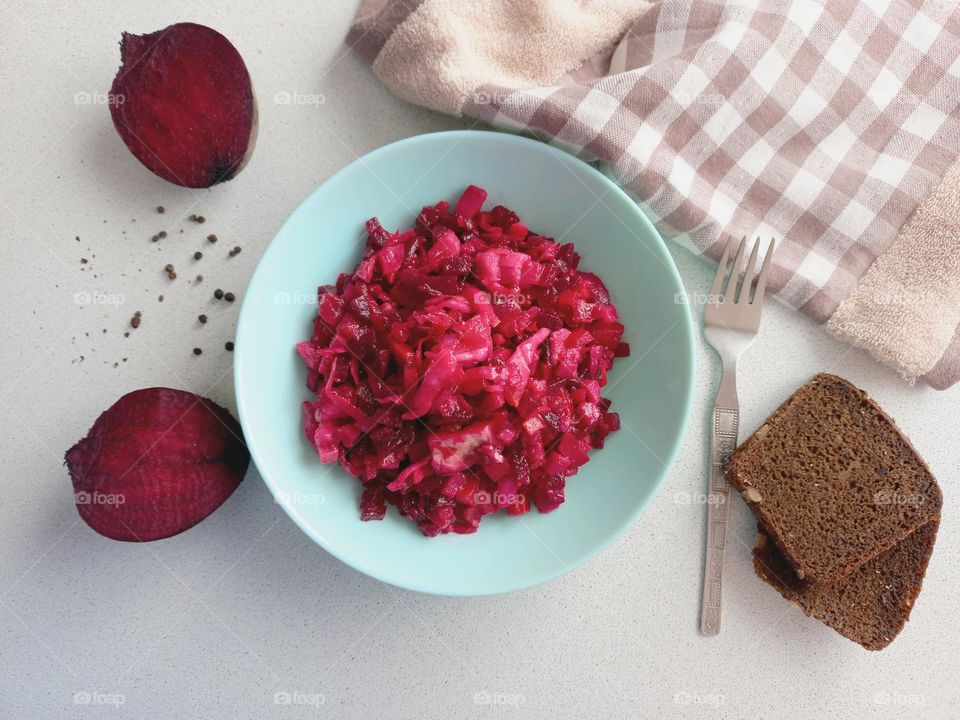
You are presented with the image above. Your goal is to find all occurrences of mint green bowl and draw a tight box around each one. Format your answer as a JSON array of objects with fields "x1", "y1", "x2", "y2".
[{"x1": 235, "y1": 130, "x2": 694, "y2": 596}]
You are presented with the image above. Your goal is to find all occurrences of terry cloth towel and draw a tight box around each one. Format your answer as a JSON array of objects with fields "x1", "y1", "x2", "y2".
[{"x1": 347, "y1": 0, "x2": 960, "y2": 389}]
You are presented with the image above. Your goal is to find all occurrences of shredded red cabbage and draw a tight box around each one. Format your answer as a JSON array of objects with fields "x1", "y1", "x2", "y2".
[{"x1": 298, "y1": 186, "x2": 629, "y2": 536}]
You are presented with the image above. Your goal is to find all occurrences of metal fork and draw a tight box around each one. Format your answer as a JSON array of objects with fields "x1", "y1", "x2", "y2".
[{"x1": 699, "y1": 236, "x2": 775, "y2": 636}]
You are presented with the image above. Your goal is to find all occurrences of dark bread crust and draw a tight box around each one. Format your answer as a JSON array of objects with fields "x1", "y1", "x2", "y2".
[
  {"x1": 753, "y1": 519, "x2": 939, "y2": 651},
  {"x1": 727, "y1": 373, "x2": 942, "y2": 585}
]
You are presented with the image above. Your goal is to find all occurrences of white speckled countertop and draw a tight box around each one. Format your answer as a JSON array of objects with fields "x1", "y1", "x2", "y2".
[{"x1": 1, "y1": 2, "x2": 956, "y2": 718}]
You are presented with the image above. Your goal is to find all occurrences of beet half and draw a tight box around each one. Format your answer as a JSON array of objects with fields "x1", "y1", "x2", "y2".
[
  {"x1": 65, "y1": 388, "x2": 250, "y2": 541},
  {"x1": 109, "y1": 23, "x2": 257, "y2": 188}
]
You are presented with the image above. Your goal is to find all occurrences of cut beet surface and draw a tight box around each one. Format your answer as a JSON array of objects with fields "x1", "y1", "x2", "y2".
[
  {"x1": 110, "y1": 23, "x2": 257, "y2": 188},
  {"x1": 65, "y1": 387, "x2": 250, "y2": 541}
]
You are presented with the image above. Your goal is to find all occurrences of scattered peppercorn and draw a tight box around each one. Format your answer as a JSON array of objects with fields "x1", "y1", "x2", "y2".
[
  {"x1": 207, "y1": 234, "x2": 218, "y2": 243},
  {"x1": 80, "y1": 258, "x2": 88, "y2": 264},
  {"x1": 151, "y1": 234, "x2": 159, "y2": 242},
  {"x1": 196, "y1": 274, "x2": 203, "y2": 282},
  {"x1": 189, "y1": 214, "x2": 206, "y2": 224},
  {"x1": 198, "y1": 314, "x2": 207, "y2": 324},
  {"x1": 164, "y1": 264, "x2": 177, "y2": 280},
  {"x1": 229, "y1": 246, "x2": 242, "y2": 257},
  {"x1": 130, "y1": 312, "x2": 142, "y2": 329},
  {"x1": 194, "y1": 251, "x2": 203, "y2": 260},
  {"x1": 158, "y1": 230, "x2": 167, "y2": 239},
  {"x1": 224, "y1": 291, "x2": 236, "y2": 302},
  {"x1": 157, "y1": 206, "x2": 165, "y2": 214},
  {"x1": 225, "y1": 341, "x2": 235, "y2": 352},
  {"x1": 214, "y1": 288, "x2": 224, "y2": 299},
  {"x1": 193, "y1": 347, "x2": 202, "y2": 355}
]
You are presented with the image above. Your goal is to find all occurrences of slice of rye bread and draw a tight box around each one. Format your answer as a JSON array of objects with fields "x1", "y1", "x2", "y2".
[
  {"x1": 753, "y1": 520, "x2": 939, "y2": 650},
  {"x1": 727, "y1": 373, "x2": 942, "y2": 585}
]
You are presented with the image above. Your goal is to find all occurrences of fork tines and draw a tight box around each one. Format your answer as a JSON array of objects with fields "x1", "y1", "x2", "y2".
[{"x1": 709, "y1": 237, "x2": 775, "y2": 308}]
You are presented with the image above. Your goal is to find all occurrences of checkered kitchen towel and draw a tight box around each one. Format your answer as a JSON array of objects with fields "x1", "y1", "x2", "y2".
[{"x1": 348, "y1": 0, "x2": 960, "y2": 389}]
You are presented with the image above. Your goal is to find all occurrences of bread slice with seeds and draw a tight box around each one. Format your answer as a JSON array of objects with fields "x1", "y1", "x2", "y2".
[
  {"x1": 753, "y1": 520, "x2": 938, "y2": 650},
  {"x1": 727, "y1": 373, "x2": 942, "y2": 585}
]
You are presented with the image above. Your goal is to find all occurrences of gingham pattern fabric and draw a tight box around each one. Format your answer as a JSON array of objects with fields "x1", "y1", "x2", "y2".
[{"x1": 349, "y1": 0, "x2": 960, "y2": 385}]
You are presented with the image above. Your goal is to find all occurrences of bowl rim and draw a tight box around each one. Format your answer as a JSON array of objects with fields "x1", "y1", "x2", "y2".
[{"x1": 234, "y1": 129, "x2": 696, "y2": 596}]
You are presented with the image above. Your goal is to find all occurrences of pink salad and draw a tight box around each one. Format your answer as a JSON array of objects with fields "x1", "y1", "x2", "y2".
[{"x1": 297, "y1": 186, "x2": 629, "y2": 536}]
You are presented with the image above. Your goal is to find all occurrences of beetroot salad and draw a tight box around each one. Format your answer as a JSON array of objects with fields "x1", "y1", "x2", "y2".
[{"x1": 297, "y1": 185, "x2": 629, "y2": 536}]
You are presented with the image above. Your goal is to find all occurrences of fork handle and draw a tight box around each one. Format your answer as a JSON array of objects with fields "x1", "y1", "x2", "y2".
[{"x1": 699, "y1": 362, "x2": 740, "y2": 635}]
